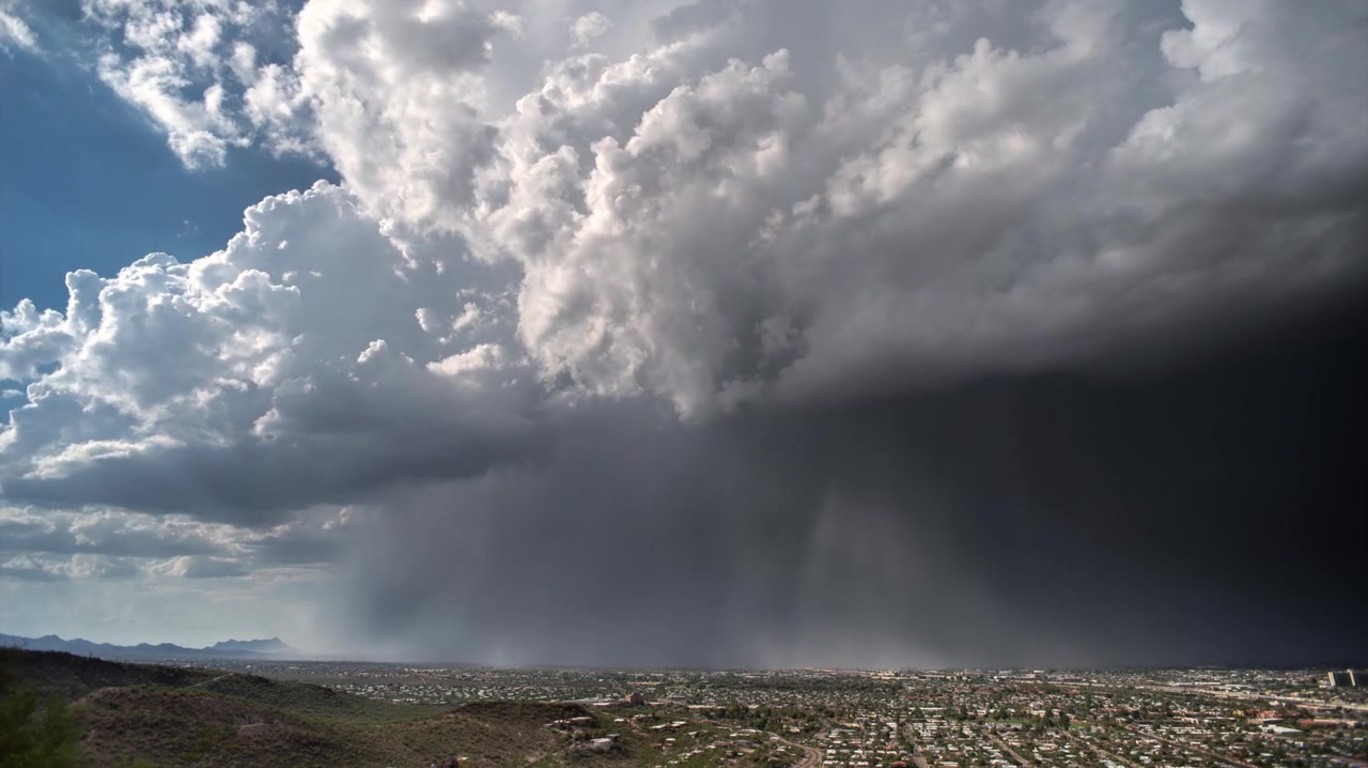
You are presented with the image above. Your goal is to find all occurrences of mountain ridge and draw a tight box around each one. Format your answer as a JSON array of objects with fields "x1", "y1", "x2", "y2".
[
  {"x1": 209, "y1": 637, "x2": 294, "y2": 654},
  {"x1": 0, "y1": 632, "x2": 300, "y2": 661}
]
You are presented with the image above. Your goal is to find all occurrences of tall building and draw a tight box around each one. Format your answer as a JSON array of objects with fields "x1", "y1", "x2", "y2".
[{"x1": 1327, "y1": 670, "x2": 1366, "y2": 687}]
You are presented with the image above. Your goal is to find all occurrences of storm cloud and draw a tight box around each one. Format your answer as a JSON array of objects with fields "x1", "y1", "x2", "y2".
[
  {"x1": 2, "y1": 0, "x2": 1366, "y2": 664},
  {"x1": 335, "y1": 316, "x2": 1368, "y2": 668}
]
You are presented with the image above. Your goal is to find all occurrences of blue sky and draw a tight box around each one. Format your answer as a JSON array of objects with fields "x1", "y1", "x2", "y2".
[{"x1": 0, "y1": 46, "x2": 331, "y2": 312}]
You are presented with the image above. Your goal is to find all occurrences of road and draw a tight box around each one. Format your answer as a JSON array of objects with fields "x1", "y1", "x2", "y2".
[
  {"x1": 984, "y1": 731, "x2": 1035, "y2": 768},
  {"x1": 700, "y1": 717, "x2": 822, "y2": 768},
  {"x1": 771, "y1": 731, "x2": 823, "y2": 768},
  {"x1": 900, "y1": 724, "x2": 929, "y2": 768}
]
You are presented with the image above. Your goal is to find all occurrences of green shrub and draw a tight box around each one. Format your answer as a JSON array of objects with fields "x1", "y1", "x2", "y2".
[{"x1": 0, "y1": 676, "x2": 82, "y2": 767}]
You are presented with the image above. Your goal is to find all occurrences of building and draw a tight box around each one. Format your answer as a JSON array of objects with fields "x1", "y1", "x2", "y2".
[{"x1": 1326, "y1": 670, "x2": 1366, "y2": 687}]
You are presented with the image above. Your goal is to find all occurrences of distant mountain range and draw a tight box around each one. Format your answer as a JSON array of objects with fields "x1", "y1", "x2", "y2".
[
  {"x1": 207, "y1": 637, "x2": 295, "y2": 654},
  {"x1": 0, "y1": 633, "x2": 300, "y2": 661}
]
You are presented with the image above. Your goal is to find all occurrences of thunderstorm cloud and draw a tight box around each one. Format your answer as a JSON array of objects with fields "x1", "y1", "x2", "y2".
[{"x1": 2, "y1": 0, "x2": 1366, "y2": 664}]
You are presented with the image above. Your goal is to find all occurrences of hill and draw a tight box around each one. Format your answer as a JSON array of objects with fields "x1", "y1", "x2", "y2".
[
  {"x1": 1, "y1": 647, "x2": 217, "y2": 702},
  {"x1": 0, "y1": 649, "x2": 645, "y2": 768}
]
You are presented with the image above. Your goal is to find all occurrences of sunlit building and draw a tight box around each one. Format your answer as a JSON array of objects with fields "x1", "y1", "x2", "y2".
[{"x1": 1326, "y1": 670, "x2": 1365, "y2": 687}]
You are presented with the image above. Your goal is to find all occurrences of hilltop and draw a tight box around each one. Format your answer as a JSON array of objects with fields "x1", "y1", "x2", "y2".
[{"x1": 0, "y1": 649, "x2": 652, "y2": 768}]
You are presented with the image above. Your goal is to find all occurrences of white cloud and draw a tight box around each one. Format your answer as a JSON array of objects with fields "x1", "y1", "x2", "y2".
[
  {"x1": 1, "y1": 552, "x2": 141, "y2": 581},
  {"x1": 0, "y1": 2, "x2": 37, "y2": 53},
  {"x1": 503, "y1": 49, "x2": 810, "y2": 414},
  {"x1": 152, "y1": 555, "x2": 248, "y2": 578},
  {"x1": 1, "y1": 182, "x2": 537, "y2": 522},
  {"x1": 282, "y1": 0, "x2": 515, "y2": 229},
  {"x1": 570, "y1": 11, "x2": 612, "y2": 49},
  {"x1": 8, "y1": 0, "x2": 1366, "y2": 429},
  {"x1": 80, "y1": 0, "x2": 283, "y2": 166},
  {"x1": 427, "y1": 342, "x2": 509, "y2": 377},
  {"x1": 466, "y1": 0, "x2": 1368, "y2": 415}
]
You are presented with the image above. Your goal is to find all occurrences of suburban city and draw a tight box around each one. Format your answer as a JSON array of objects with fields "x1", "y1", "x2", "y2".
[{"x1": 193, "y1": 659, "x2": 1366, "y2": 768}]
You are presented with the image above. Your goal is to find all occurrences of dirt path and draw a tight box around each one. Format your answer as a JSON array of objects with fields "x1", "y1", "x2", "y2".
[{"x1": 189, "y1": 673, "x2": 234, "y2": 688}]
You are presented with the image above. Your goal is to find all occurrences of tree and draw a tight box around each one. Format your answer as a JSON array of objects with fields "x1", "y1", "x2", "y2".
[{"x1": 0, "y1": 654, "x2": 82, "y2": 768}]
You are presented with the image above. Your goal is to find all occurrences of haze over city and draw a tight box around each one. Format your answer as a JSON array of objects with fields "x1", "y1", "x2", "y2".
[{"x1": 2, "y1": 0, "x2": 1367, "y2": 674}]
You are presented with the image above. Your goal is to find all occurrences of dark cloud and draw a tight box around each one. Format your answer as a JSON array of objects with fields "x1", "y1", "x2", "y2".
[
  {"x1": 1, "y1": 422, "x2": 539, "y2": 526},
  {"x1": 250, "y1": 523, "x2": 345, "y2": 566},
  {"x1": 335, "y1": 302, "x2": 1368, "y2": 667}
]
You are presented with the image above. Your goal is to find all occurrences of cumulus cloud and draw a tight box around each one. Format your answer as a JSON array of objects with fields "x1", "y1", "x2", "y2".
[
  {"x1": 78, "y1": 0, "x2": 294, "y2": 166},
  {"x1": 78, "y1": 0, "x2": 1349, "y2": 415},
  {"x1": 472, "y1": 0, "x2": 1368, "y2": 415},
  {"x1": 275, "y1": 0, "x2": 520, "y2": 228},
  {"x1": 1, "y1": 182, "x2": 538, "y2": 524}
]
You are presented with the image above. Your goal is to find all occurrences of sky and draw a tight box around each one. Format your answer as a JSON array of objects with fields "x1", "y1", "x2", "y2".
[{"x1": 0, "y1": 0, "x2": 1366, "y2": 668}]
